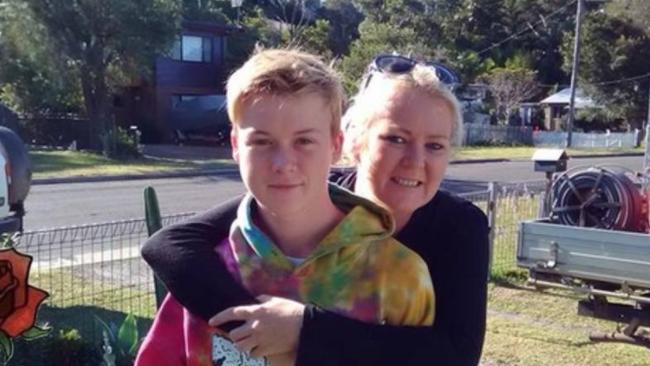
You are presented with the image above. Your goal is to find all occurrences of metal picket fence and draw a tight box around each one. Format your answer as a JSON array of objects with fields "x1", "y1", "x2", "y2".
[
  {"x1": 15, "y1": 213, "x2": 194, "y2": 347},
  {"x1": 457, "y1": 180, "x2": 546, "y2": 275},
  {"x1": 16, "y1": 181, "x2": 547, "y2": 345}
]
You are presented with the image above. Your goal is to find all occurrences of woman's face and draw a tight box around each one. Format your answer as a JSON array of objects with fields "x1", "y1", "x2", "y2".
[{"x1": 355, "y1": 81, "x2": 453, "y2": 219}]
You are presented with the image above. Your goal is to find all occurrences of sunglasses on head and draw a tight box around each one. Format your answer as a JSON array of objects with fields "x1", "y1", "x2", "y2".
[{"x1": 362, "y1": 54, "x2": 461, "y2": 90}]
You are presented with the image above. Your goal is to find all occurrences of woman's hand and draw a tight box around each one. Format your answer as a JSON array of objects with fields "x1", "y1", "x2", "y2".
[{"x1": 209, "y1": 295, "x2": 305, "y2": 360}]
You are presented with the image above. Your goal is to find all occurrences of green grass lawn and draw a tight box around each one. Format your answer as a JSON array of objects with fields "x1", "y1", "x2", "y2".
[
  {"x1": 28, "y1": 259, "x2": 650, "y2": 366},
  {"x1": 12, "y1": 266, "x2": 155, "y2": 365},
  {"x1": 30, "y1": 149, "x2": 236, "y2": 178},
  {"x1": 483, "y1": 282, "x2": 650, "y2": 366}
]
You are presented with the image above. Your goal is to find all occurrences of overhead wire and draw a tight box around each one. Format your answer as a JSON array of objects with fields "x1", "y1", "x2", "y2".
[
  {"x1": 476, "y1": 0, "x2": 578, "y2": 56},
  {"x1": 456, "y1": 0, "x2": 650, "y2": 95},
  {"x1": 535, "y1": 73, "x2": 650, "y2": 90},
  {"x1": 471, "y1": 0, "x2": 650, "y2": 88},
  {"x1": 587, "y1": 72, "x2": 650, "y2": 86}
]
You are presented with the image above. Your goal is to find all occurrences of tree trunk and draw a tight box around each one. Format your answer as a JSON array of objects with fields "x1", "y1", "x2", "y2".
[
  {"x1": 80, "y1": 64, "x2": 112, "y2": 154},
  {"x1": 505, "y1": 108, "x2": 511, "y2": 126}
]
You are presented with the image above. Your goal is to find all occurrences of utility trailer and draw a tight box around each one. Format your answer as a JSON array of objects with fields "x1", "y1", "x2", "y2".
[
  {"x1": 518, "y1": 220, "x2": 650, "y2": 346},
  {"x1": 517, "y1": 128, "x2": 650, "y2": 347}
]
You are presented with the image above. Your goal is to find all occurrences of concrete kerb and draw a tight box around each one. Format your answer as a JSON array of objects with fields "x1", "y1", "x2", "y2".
[{"x1": 32, "y1": 168, "x2": 241, "y2": 185}]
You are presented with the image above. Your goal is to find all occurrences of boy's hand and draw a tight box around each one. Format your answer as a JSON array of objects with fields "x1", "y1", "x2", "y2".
[{"x1": 209, "y1": 295, "x2": 305, "y2": 358}]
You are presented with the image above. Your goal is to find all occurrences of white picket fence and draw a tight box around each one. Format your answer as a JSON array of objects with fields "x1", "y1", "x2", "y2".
[{"x1": 462, "y1": 124, "x2": 641, "y2": 148}]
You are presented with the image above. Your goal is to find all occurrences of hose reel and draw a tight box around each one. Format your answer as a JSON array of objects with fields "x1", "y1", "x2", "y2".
[{"x1": 550, "y1": 166, "x2": 647, "y2": 232}]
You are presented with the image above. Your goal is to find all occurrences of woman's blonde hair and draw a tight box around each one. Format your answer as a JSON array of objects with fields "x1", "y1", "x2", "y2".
[
  {"x1": 343, "y1": 64, "x2": 463, "y2": 163},
  {"x1": 226, "y1": 48, "x2": 344, "y2": 133}
]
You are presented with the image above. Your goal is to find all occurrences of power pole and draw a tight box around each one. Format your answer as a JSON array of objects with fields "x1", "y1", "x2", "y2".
[
  {"x1": 566, "y1": 0, "x2": 585, "y2": 148},
  {"x1": 231, "y1": 0, "x2": 243, "y2": 23}
]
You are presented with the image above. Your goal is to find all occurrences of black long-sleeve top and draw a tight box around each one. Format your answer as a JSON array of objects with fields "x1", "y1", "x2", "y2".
[{"x1": 141, "y1": 172, "x2": 489, "y2": 365}]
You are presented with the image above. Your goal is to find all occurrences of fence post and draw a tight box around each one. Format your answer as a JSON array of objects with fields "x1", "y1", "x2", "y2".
[
  {"x1": 487, "y1": 182, "x2": 497, "y2": 276},
  {"x1": 144, "y1": 186, "x2": 168, "y2": 308}
]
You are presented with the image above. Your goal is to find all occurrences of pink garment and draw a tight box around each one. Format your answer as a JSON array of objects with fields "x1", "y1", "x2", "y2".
[
  {"x1": 136, "y1": 238, "x2": 247, "y2": 366},
  {"x1": 135, "y1": 294, "x2": 215, "y2": 366}
]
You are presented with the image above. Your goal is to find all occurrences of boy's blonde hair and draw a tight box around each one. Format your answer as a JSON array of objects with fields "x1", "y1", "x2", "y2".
[
  {"x1": 343, "y1": 64, "x2": 463, "y2": 163},
  {"x1": 226, "y1": 48, "x2": 344, "y2": 133}
]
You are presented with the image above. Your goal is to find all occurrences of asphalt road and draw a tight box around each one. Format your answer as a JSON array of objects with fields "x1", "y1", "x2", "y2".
[
  {"x1": 445, "y1": 155, "x2": 645, "y2": 182},
  {"x1": 24, "y1": 155, "x2": 644, "y2": 230}
]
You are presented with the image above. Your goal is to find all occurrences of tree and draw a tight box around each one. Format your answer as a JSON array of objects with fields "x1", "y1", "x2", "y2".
[
  {"x1": 433, "y1": 0, "x2": 575, "y2": 85},
  {"x1": 606, "y1": 0, "x2": 650, "y2": 32},
  {"x1": 0, "y1": 1, "x2": 82, "y2": 115},
  {"x1": 565, "y1": 11, "x2": 650, "y2": 130},
  {"x1": 182, "y1": 0, "x2": 230, "y2": 23},
  {"x1": 339, "y1": 20, "x2": 437, "y2": 94},
  {"x1": 0, "y1": 0, "x2": 181, "y2": 153},
  {"x1": 297, "y1": 19, "x2": 333, "y2": 59},
  {"x1": 355, "y1": 0, "x2": 440, "y2": 42},
  {"x1": 259, "y1": 0, "x2": 321, "y2": 46},
  {"x1": 227, "y1": 7, "x2": 283, "y2": 67},
  {"x1": 480, "y1": 67, "x2": 538, "y2": 125},
  {"x1": 316, "y1": 0, "x2": 364, "y2": 57}
]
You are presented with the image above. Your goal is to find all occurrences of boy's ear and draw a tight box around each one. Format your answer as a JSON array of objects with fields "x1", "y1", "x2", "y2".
[
  {"x1": 230, "y1": 128, "x2": 240, "y2": 163},
  {"x1": 331, "y1": 130, "x2": 343, "y2": 163}
]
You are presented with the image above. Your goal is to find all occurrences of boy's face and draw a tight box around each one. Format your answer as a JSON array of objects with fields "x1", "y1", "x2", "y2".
[{"x1": 231, "y1": 92, "x2": 342, "y2": 218}]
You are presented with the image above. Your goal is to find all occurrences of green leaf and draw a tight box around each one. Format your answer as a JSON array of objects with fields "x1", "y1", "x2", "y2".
[
  {"x1": 0, "y1": 234, "x2": 14, "y2": 249},
  {"x1": 20, "y1": 324, "x2": 52, "y2": 340},
  {"x1": 144, "y1": 187, "x2": 162, "y2": 236},
  {"x1": 117, "y1": 313, "x2": 139, "y2": 356},
  {"x1": 0, "y1": 331, "x2": 14, "y2": 363}
]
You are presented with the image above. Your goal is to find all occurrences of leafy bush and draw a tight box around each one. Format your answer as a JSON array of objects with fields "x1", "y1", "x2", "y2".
[
  {"x1": 12, "y1": 328, "x2": 101, "y2": 366},
  {"x1": 101, "y1": 126, "x2": 141, "y2": 160},
  {"x1": 18, "y1": 117, "x2": 92, "y2": 149}
]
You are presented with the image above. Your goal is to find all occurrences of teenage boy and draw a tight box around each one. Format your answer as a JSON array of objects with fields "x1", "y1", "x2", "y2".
[{"x1": 135, "y1": 49, "x2": 434, "y2": 366}]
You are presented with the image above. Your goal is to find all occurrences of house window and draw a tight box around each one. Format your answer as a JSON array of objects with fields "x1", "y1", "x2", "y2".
[
  {"x1": 170, "y1": 35, "x2": 212, "y2": 63},
  {"x1": 171, "y1": 94, "x2": 225, "y2": 109},
  {"x1": 171, "y1": 95, "x2": 198, "y2": 109}
]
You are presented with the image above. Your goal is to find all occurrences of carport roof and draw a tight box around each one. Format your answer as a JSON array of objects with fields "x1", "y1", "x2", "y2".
[{"x1": 539, "y1": 88, "x2": 596, "y2": 108}]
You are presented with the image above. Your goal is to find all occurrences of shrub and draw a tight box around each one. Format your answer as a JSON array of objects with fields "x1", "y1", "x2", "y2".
[
  {"x1": 101, "y1": 126, "x2": 140, "y2": 160},
  {"x1": 13, "y1": 328, "x2": 101, "y2": 366}
]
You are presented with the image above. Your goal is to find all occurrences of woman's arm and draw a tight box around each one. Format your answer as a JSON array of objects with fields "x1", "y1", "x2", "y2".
[
  {"x1": 296, "y1": 199, "x2": 489, "y2": 366},
  {"x1": 143, "y1": 188, "x2": 489, "y2": 365},
  {"x1": 141, "y1": 195, "x2": 257, "y2": 321}
]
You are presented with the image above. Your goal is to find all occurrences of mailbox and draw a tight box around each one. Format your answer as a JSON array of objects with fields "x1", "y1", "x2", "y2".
[{"x1": 531, "y1": 148, "x2": 568, "y2": 173}]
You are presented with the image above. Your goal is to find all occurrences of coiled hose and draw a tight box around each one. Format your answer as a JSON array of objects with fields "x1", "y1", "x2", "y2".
[{"x1": 551, "y1": 166, "x2": 645, "y2": 231}]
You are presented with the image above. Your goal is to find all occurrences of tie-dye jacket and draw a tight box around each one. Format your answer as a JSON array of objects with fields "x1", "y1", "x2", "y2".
[{"x1": 136, "y1": 184, "x2": 434, "y2": 366}]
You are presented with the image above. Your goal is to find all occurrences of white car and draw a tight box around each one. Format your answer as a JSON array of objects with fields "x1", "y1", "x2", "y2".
[{"x1": 0, "y1": 127, "x2": 30, "y2": 233}]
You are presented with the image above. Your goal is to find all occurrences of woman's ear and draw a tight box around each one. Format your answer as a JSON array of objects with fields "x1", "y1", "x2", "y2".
[{"x1": 230, "y1": 127, "x2": 240, "y2": 163}]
